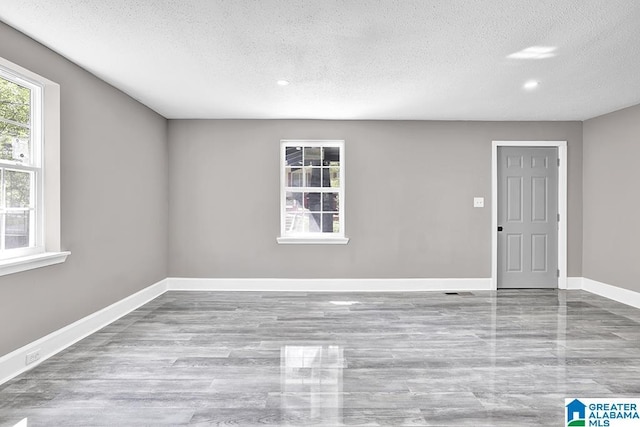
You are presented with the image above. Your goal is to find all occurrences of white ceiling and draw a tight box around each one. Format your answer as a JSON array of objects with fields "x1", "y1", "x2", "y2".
[{"x1": 1, "y1": 1, "x2": 640, "y2": 121}]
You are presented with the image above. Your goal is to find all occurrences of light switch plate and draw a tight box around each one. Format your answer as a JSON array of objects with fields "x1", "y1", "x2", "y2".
[{"x1": 473, "y1": 197, "x2": 484, "y2": 208}]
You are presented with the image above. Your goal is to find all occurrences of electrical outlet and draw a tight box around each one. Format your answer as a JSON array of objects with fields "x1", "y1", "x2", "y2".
[{"x1": 25, "y1": 349, "x2": 41, "y2": 365}]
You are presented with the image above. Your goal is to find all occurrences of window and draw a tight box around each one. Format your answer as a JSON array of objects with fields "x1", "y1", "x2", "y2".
[
  {"x1": 277, "y1": 140, "x2": 348, "y2": 244},
  {"x1": 0, "y1": 67, "x2": 42, "y2": 258},
  {"x1": 0, "y1": 56, "x2": 67, "y2": 275}
]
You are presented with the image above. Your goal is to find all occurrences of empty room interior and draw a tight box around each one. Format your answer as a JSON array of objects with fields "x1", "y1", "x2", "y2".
[{"x1": 1, "y1": 1, "x2": 640, "y2": 426}]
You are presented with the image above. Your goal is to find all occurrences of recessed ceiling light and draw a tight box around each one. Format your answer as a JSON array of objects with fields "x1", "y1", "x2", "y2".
[
  {"x1": 523, "y1": 80, "x2": 540, "y2": 90},
  {"x1": 329, "y1": 301, "x2": 360, "y2": 306},
  {"x1": 277, "y1": 80, "x2": 290, "y2": 86},
  {"x1": 508, "y1": 46, "x2": 557, "y2": 59}
]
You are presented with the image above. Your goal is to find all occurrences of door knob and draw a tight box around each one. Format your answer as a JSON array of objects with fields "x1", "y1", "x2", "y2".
[{"x1": 498, "y1": 226, "x2": 503, "y2": 232}]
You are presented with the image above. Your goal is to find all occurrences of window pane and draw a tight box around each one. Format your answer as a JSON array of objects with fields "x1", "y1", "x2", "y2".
[
  {"x1": 307, "y1": 168, "x2": 321, "y2": 187},
  {"x1": 0, "y1": 77, "x2": 31, "y2": 126},
  {"x1": 285, "y1": 167, "x2": 304, "y2": 187},
  {"x1": 304, "y1": 192, "x2": 321, "y2": 212},
  {"x1": 323, "y1": 147, "x2": 340, "y2": 166},
  {"x1": 285, "y1": 147, "x2": 303, "y2": 166},
  {"x1": 304, "y1": 147, "x2": 321, "y2": 166},
  {"x1": 5, "y1": 211, "x2": 30, "y2": 249},
  {"x1": 285, "y1": 191, "x2": 304, "y2": 209},
  {"x1": 330, "y1": 214, "x2": 340, "y2": 233},
  {"x1": 321, "y1": 167, "x2": 341, "y2": 187},
  {"x1": 304, "y1": 213, "x2": 321, "y2": 232},
  {"x1": 321, "y1": 212, "x2": 338, "y2": 233},
  {"x1": 286, "y1": 212, "x2": 303, "y2": 233},
  {"x1": 5, "y1": 170, "x2": 31, "y2": 208},
  {"x1": 322, "y1": 193, "x2": 339, "y2": 212},
  {"x1": 0, "y1": 124, "x2": 31, "y2": 163},
  {"x1": 322, "y1": 167, "x2": 340, "y2": 188}
]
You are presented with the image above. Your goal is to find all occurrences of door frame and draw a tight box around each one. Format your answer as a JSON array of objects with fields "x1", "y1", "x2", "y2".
[{"x1": 491, "y1": 141, "x2": 568, "y2": 290}]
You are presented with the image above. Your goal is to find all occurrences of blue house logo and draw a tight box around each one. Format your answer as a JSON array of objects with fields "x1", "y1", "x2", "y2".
[{"x1": 566, "y1": 399, "x2": 586, "y2": 426}]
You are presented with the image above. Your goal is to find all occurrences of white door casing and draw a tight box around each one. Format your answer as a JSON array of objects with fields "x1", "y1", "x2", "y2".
[{"x1": 491, "y1": 141, "x2": 567, "y2": 290}]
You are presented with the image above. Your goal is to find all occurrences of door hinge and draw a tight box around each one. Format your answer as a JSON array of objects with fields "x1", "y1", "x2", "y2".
[
  {"x1": 557, "y1": 269, "x2": 560, "y2": 277},
  {"x1": 557, "y1": 158, "x2": 560, "y2": 166},
  {"x1": 557, "y1": 213, "x2": 560, "y2": 222}
]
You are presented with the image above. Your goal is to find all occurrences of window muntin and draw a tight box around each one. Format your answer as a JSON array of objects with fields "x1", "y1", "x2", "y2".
[
  {"x1": 0, "y1": 68, "x2": 42, "y2": 258},
  {"x1": 281, "y1": 140, "x2": 345, "y2": 240}
]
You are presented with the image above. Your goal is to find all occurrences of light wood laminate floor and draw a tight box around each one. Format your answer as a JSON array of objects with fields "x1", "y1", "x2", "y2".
[{"x1": 1, "y1": 290, "x2": 640, "y2": 426}]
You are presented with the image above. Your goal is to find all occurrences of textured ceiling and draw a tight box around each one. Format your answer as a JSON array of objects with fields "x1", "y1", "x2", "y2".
[{"x1": 1, "y1": 1, "x2": 640, "y2": 120}]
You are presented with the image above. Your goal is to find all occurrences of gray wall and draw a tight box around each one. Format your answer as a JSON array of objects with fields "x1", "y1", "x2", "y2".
[
  {"x1": 169, "y1": 120, "x2": 582, "y2": 279},
  {"x1": 583, "y1": 104, "x2": 640, "y2": 292},
  {"x1": 0, "y1": 21, "x2": 593, "y2": 358},
  {"x1": 0, "y1": 22, "x2": 169, "y2": 356}
]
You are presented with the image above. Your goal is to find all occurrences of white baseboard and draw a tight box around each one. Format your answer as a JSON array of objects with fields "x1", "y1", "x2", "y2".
[
  {"x1": 0, "y1": 278, "x2": 168, "y2": 386},
  {"x1": 167, "y1": 277, "x2": 493, "y2": 292},
  {"x1": 567, "y1": 277, "x2": 583, "y2": 290},
  {"x1": 582, "y1": 277, "x2": 640, "y2": 310}
]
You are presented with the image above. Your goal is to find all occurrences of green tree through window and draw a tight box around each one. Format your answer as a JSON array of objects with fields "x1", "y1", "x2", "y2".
[{"x1": 0, "y1": 76, "x2": 31, "y2": 163}]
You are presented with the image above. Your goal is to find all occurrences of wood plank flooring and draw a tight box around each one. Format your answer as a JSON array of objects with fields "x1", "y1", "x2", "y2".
[{"x1": 1, "y1": 289, "x2": 640, "y2": 426}]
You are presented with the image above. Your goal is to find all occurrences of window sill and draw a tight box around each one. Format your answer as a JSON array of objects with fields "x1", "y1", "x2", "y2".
[
  {"x1": 277, "y1": 237, "x2": 350, "y2": 245},
  {"x1": 0, "y1": 251, "x2": 70, "y2": 277}
]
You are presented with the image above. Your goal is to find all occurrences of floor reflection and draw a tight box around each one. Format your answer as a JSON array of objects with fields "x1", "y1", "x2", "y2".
[
  {"x1": 280, "y1": 345, "x2": 344, "y2": 425},
  {"x1": 480, "y1": 290, "x2": 571, "y2": 410}
]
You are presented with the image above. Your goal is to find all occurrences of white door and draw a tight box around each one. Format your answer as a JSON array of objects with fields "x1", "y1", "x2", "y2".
[{"x1": 497, "y1": 147, "x2": 558, "y2": 288}]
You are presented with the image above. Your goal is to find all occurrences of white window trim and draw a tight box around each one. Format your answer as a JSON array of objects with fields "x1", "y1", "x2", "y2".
[
  {"x1": 276, "y1": 236, "x2": 349, "y2": 245},
  {"x1": 0, "y1": 251, "x2": 69, "y2": 277},
  {"x1": 0, "y1": 56, "x2": 69, "y2": 276},
  {"x1": 277, "y1": 139, "x2": 349, "y2": 245}
]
